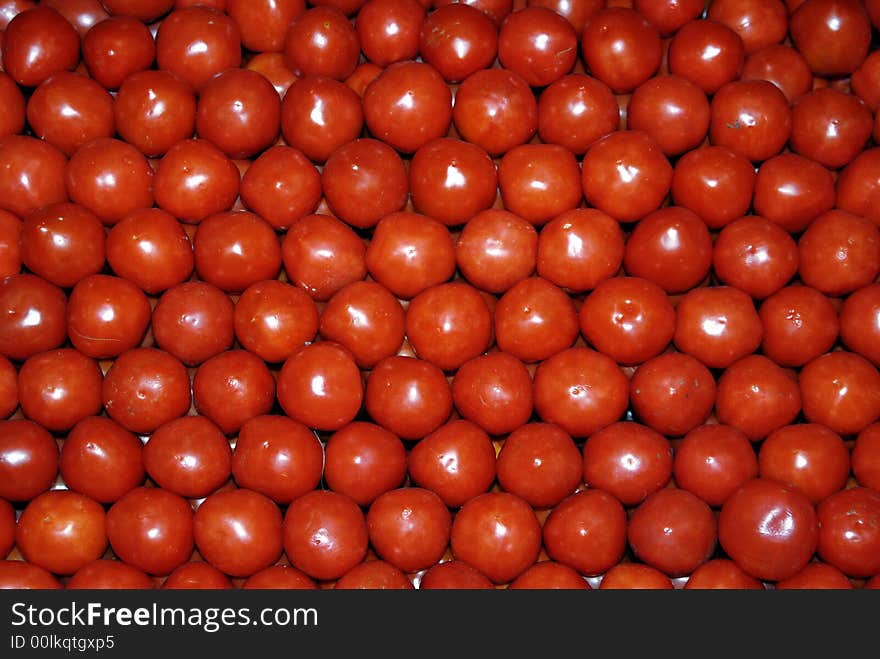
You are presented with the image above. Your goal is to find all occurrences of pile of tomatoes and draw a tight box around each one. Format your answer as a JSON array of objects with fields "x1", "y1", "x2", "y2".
[{"x1": 1, "y1": 0, "x2": 880, "y2": 591}]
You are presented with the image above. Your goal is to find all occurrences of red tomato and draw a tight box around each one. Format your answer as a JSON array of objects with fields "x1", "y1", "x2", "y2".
[
  {"x1": 325, "y1": 421, "x2": 407, "y2": 506},
  {"x1": 106, "y1": 486, "x2": 194, "y2": 576},
  {"x1": 67, "y1": 560, "x2": 153, "y2": 589},
  {"x1": 163, "y1": 562, "x2": 234, "y2": 590},
  {"x1": 334, "y1": 560, "x2": 414, "y2": 590},
  {"x1": 684, "y1": 559, "x2": 765, "y2": 590},
  {"x1": 418, "y1": 561, "x2": 494, "y2": 589}
]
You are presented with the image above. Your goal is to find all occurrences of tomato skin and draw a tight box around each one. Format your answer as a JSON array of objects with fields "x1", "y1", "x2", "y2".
[
  {"x1": 684, "y1": 559, "x2": 765, "y2": 590},
  {"x1": 420, "y1": 4, "x2": 498, "y2": 83},
  {"x1": 709, "y1": 79, "x2": 792, "y2": 163},
  {"x1": 407, "y1": 419, "x2": 496, "y2": 509},
  {"x1": 367, "y1": 487, "x2": 451, "y2": 572},
  {"x1": 0, "y1": 498, "x2": 14, "y2": 559},
  {"x1": 194, "y1": 488, "x2": 283, "y2": 578},
  {"x1": 542, "y1": 489, "x2": 627, "y2": 577},
  {"x1": 232, "y1": 415, "x2": 323, "y2": 505},
  {"x1": 759, "y1": 286, "x2": 839, "y2": 368},
  {"x1": 673, "y1": 424, "x2": 759, "y2": 508},
  {"x1": 718, "y1": 478, "x2": 819, "y2": 582},
  {"x1": 630, "y1": 352, "x2": 716, "y2": 438},
  {"x1": 241, "y1": 565, "x2": 317, "y2": 590},
  {"x1": 67, "y1": 559, "x2": 154, "y2": 589},
  {"x1": 2, "y1": 6, "x2": 80, "y2": 88},
  {"x1": 419, "y1": 561, "x2": 494, "y2": 589},
  {"x1": 60, "y1": 416, "x2": 145, "y2": 504},
  {"x1": 853, "y1": 423, "x2": 880, "y2": 491},
  {"x1": 325, "y1": 422, "x2": 407, "y2": 506},
  {"x1": 800, "y1": 351, "x2": 880, "y2": 437},
  {"x1": 143, "y1": 415, "x2": 232, "y2": 499},
  {"x1": 0, "y1": 560, "x2": 63, "y2": 589},
  {"x1": 106, "y1": 487, "x2": 195, "y2": 577},
  {"x1": 509, "y1": 561, "x2": 591, "y2": 590},
  {"x1": 283, "y1": 490, "x2": 368, "y2": 581},
  {"x1": 16, "y1": 490, "x2": 107, "y2": 576},
  {"x1": 534, "y1": 348, "x2": 630, "y2": 439},
  {"x1": 450, "y1": 491, "x2": 542, "y2": 584},
  {"x1": 452, "y1": 352, "x2": 533, "y2": 437},
  {"x1": 163, "y1": 562, "x2": 234, "y2": 590},
  {"x1": 599, "y1": 563, "x2": 674, "y2": 590},
  {"x1": 627, "y1": 488, "x2": 717, "y2": 577},
  {"x1": 457, "y1": 210, "x2": 537, "y2": 295},
  {"x1": 790, "y1": 0, "x2": 871, "y2": 77},
  {"x1": 776, "y1": 562, "x2": 854, "y2": 590},
  {"x1": 0, "y1": 419, "x2": 59, "y2": 503},
  {"x1": 816, "y1": 487, "x2": 880, "y2": 578},
  {"x1": 582, "y1": 8, "x2": 661, "y2": 94},
  {"x1": 334, "y1": 561, "x2": 414, "y2": 590},
  {"x1": 82, "y1": 16, "x2": 155, "y2": 91}
]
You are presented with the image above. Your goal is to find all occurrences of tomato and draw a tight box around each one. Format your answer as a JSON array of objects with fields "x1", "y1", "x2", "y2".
[
  {"x1": 450, "y1": 491, "x2": 542, "y2": 584},
  {"x1": 194, "y1": 488, "x2": 283, "y2": 578},
  {"x1": 740, "y1": 44, "x2": 812, "y2": 103},
  {"x1": 143, "y1": 415, "x2": 232, "y2": 499},
  {"x1": 758, "y1": 424, "x2": 850, "y2": 504},
  {"x1": 790, "y1": 88, "x2": 873, "y2": 169},
  {"x1": 582, "y1": 130, "x2": 673, "y2": 223},
  {"x1": 684, "y1": 559, "x2": 765, "y2": 590},
  {"x1": 775, "y1": 562, "x2": 854, "y2": 590},
  {"x1": 709, "y1": 79, "x2": 792, "y2": 163},
  {"x1": 713, "y1": 216, "x2": 799, "y2": 300},
  {"x1": 102, "y1": 348, "x2": 192, "y2": 435},
  {"x1": 0, "y1": 419, "x2": 59, "y2": 502},
  {"x1": 0, "y1": 72, "x2": 26, "y2": 139},
  {"x1": 367, "y1": 487, "x2": 451, "y2": 572},
  {"x1": 718, "y1": 478, "x2": 819, "y2": 582},
  {"x1": 599, "y1": 563, "x2": 674, "y2": 590},
  {"x1": 707, "y1": 0, "x2": 787, "y2": 54},
  {"x1": 239, "y1": 146, "x2": 321, "y2": 231},
  {"x1": 232, "y1": 415, "x2": 323, "y2": 504},
  {"x1": 674, "y1": 285, "x2": 763, "y2": 369},
  {"x1": 800, "y1": 351, "x2": 880, "y2": 436},
  {"x1": 633, "y1": 0, "x2": 703, "y2": 36},
  {"x1": 356, "y1": 0, "x2": 422, "y2": 67},
  {"x1": 457, "y1": 210, "x2": 537, "y2": 294},
  {"x1": 671, "y1": 145, "x2": 756, "y2": 230},
  {"x1": 817, "y1": 488, "x2": 880, "y2": 578},
  {"x1": 498, "y1": 7, "x2": 576, "y2": 88},
  {"x1": 26, "y1": 72, "x2": 114, "y2": 157},
  {"x1": 334, "y1": 560, "x2": 414, "y2": 590},
  {"x1": 193, "y1": 211, "x2": 283, "y2": 294},
  {"x1": 627, "y1": 75, "x2": 710, "y2": 156},
  {"x1": 282, "y1": 214, "x2": 368, "y2": 302},
  {"x1": 672, "y1": 424, "x2": 759, "y2": 508},
  {"x1": 154, "y1": 139, "x2": 241, "y2": 224},
  {"x1": 277, "y1": 342, "x2": 364, "y2": 432},
  {"x1": 419, "y1": 4, "x2": 497, "y2": 83},
  {"x1": 0, "y1": 136, "x2": 68, "y2": 220},
  {"x1": 499, "y1": 144, "x2": 582, "y2": 226},
  {"x1": 20, "y1": 202, "x2": 105, "y2": 289},
  {"x1": 583, "y1": 421, "x2": 673, "y2": 506},
  {"x1": 318, "y1": 281, "x2": 404, "y2": 368},
  {"x1": 241, "y1": 565, "x2": 317, "y2": 590},
  {"x1": 325, "y1": 421, "x2": 407, "y2": 506},
  {"x1": 283, "y1": 7, "x2": 359, "y2": 81},
  {"x1": 714, "y1": 355, "x2": 801, "y2": 442},
  {"x1": 196, "y1": 68, "x2": 281, "y2": 160},
  {"x1": 418, "y1": 561, "x2": 494, "y2": 589},
  {"x1": 836, "y1": 148, "x2": 880, "y2": 227},
  {"x1": 0, "y1": 560, "x2": 63, "y2": 589},
  {"x1": 495, "y1": 277, "x2": 579, "y2": 363},
  {"x1": 579, "y1": 276, "x2": 676, "y2": 366},
  {"x1": 537, "y1": 74, "x2": 618, "y2": 156},
  {"x1": 322, "y1": 140, "x2": 409, "y2": 230},
  {"x1": 67, "y1": 560, "x2": 153, "y2": 589},
  {"x1": 582, "y1": 8, "x2": 661, "y2": 94},
  {"x1": 542, "y1": 489, "x2": 627, "y2": 576},
  {"x1": 2, "y1": 6, "x2": 80, "y2": 87},
  {"x1": 627, "y1": 488, "x2": 717, "y2": 577},
  {"x1": 18, "y1": 349, "x2": 103, "y2": 433},
  {"x1": 193, "y1": 350, "x2": 276, "y2": 435},
  {"x1": 0, "y1": 356, "x2": 17, "y2": 420},
  {"x1": 60, "y1": 416, "x2": 145, "y2": 504},
  {"x1": 752, "y1": 153, "x2": 835, "y2": 233},
  {"x1": 630, "y1": 352, "x2": 716, "y2": 437},
  {"x1": 452, "y1": 68, "x2": 537, "y2": 156},
  {"x1": 155, "y1": 6, "x2": 241, "y2": 92},
  {"x1": 67, "y1": 275, "x2": 151, "y2": 359},
  {"x1": 799, "y1": 210, "x2": 880, "y2": 297},
  {"x1": 283, "y1": 490, "x2": 368, "y2": 581},
  {"x1": 406, "y1": 282, "x2": 492, "y2": 371},
  {"x1": 82, "y1": 16, "x2": 155, "y2": 90},
  {"x1": 452, "y1": 352, "x2": 533, "y2": 436},
  {"x1": 106, "y1": 487, "x2": 194, "y2": 576},
  {"x1": 534, "y1": 347, "x2": 630, "y2": 438},
  {"x1": 509, "y1": 561, "x2": 591, "y2": 590},
  {"x1": 227, "y1": 0, "x2": 304, "y2": 53},
  {"x1": 163, "y1": 562, "x2": 234, "y2": 590},
  {"x1": 0, "y1": 210, "x2": 22, "y2": 280},
  {"x1": 853, "y1": 423, "x2": 880, "y2": 491},
  {"x1": 365, "y1": 355, "x2": 452, "y2": 440},
  {"x1": 789, "y1": 0, "x2": 871, "y2": 76},
  {"x1": 668, "y1": 19, "x2": 744, "y2": 95},
  {"x1": 16, "y1": 490, "x2": 107, "y2": 575}
]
